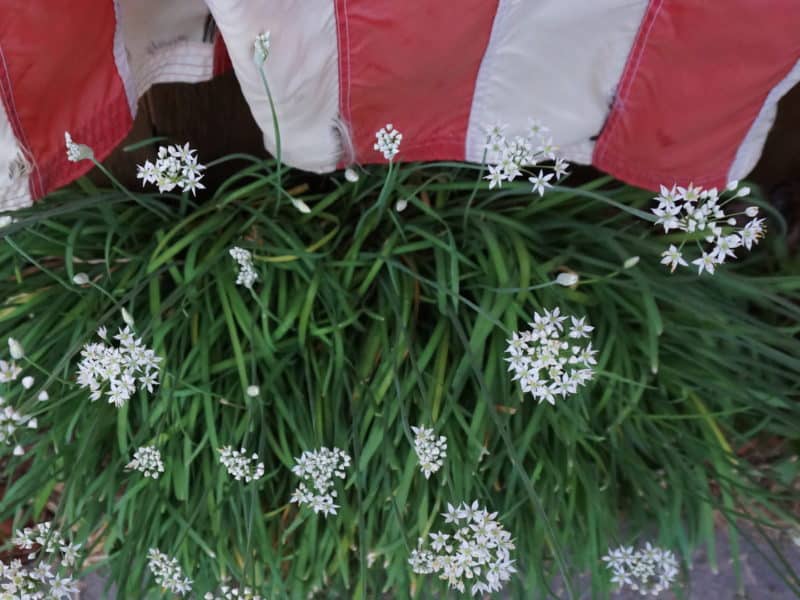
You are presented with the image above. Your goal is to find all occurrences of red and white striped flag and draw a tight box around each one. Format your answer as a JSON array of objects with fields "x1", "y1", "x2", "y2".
[{"x1": 1, "y1": 0, "x2": 799, "y2": 210}]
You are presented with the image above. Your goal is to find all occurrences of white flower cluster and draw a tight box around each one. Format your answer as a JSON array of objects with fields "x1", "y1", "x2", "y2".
[
  {"x1": 5, "y1": 522, "x2": 82, "y2": 598},
  {"x1": 147, "y1": 548, "x2": 193, "y2": 596},
  {"x1": 64, "y1": 131, "x2": 93, "y2": 162},
  {"x1": 126, "y1": 445, "x2": 165, "y2": 479},
  {"x1": 204, "y1": 584, "x2": 263, "y2": 600},
  {"x1": 374, "y1": 124, "x2": 402, "y2": 160},
  {"x1": 505, "y1": 308, "x2": 596, "y2": 405},
  {"x1": 409, "y1": 501, "x2": 516, "y2": 596},
  {"x1": 0, "y1": 395, "x2": 37, "y2": 457},
  {"x1": 219, "y1": 446, "x2": 265, "y2": 483},
  {"x1": 12, "y1": 522, "x2": 81, "y2": 565},
  {"x1": 229, "y1": 247, "x2": 258, "y2": 289},
  {"x1": 411, "y1": 425, "x2": 447, "y2": 479},
  {"x1": 76, "y1": 326, "x2": 161, "y2": 407},
  {"x1": 482, "y1": 120, "x2": 569, "y2": 196},
  {"x1": 602, "y1": 543, "x2": 679, "y2": 596},
  {"x1": 0, "y1": 559, "x2": 80, "y2": 599},
  {"x1": 136, "y1": 143, "x2": 206, "y2": 195},
  {"x1": 653, "y1": 182, "x2": 766, "y2": 275},
  {"x1": 290, "y1": 446, "x2": 351, "y2": 517}
]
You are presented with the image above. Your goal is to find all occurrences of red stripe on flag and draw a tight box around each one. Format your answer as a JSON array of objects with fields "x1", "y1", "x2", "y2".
[
  {"x1": 0, "y1": 1, "x2": 132, "y2": 198},
  {"x1": 335, "y1": 0, "x2": 499, "y2": 165},
  {"x1": 593, "y1": 0, "x2": 800, "y2": 191}
]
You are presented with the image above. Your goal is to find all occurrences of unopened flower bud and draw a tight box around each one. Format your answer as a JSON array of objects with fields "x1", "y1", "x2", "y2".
[
  {"x1": 555, "y1": 272, "x2": 579, "y2": 287},
  {"x1": 623, "y1": 256, "x2": 640, "y2": 269},
  {"x1": 344, "y1": 167, "x2": 360, "y2": 183},
  {"x1": 8, "y1": 337, "x2": 24, "y2": 359},
  {"x1": 121, "y1": 307, "x2": 135, "y2": 327},
  {"x1": 72, "y1": 272, "x2": 90, "y2": 285}
]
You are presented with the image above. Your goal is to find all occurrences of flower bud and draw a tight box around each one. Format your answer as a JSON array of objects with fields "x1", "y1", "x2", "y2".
[
  {"x1": 623, "y1": 256, "x2": 640, "y2": 269},
  {"x1": 246, "y1": 385, "x2": 260, "y2": 398},
  {"x1": 745, "y1": 206, "x2": 759, "y2": 217},
  {"x1": 555, "y1": 272, "x2": 579, "y2": 287},
  {"x1": 395, "y1": 199, "x2": 408, "y2": 212},
  {"x1": 344, "y1": 167, "x2": 360, "y2": 183},
  {"x1": 8, "y1": 337, "x2": 24, "y2": 359},
  {"x1": 121, "y1": 307, "x2": 135, "y2": 327},
  {"x1": 72, "y1": 272, "x2": 90, "y2": 285}
]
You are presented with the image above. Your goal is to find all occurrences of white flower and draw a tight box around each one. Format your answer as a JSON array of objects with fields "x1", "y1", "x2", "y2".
[
  {"x1": 505, "y1": 308, "x2": 596, "y2": 405},
  {"x1": 290, "y1": 446, "x2": 351, "y2": 517},
  {"x1": 7, "y1": 337, "x2": 24, "y2": 360},
  {"x1": 555, "y1": 272, "x2": 578, "y2": 287},
  {"x1": 603, "y1": 542, "x2": 679, "y2": 597},
  {"x1": 0, "y1": 359, "x2": 22, "y2": 382},
  {"x1": 410, "y1": 501, "x2": 516, "y2": 596},
  {"x1": 374, "y1": 124, "x2": 403, "y2": 160},
  {"x1": 411, "y1": 425, "x2": 447, "y2": 479},
  {"x1": 13, "y1": 444, "x2": 24, "y2": 456},
  {"x1": 528, "y1": 170, "x2": 554, "y2": 196},
  {"x1": 219, "y1": 446, "x2": 265, "y2": 483},
  {"x1": 246, "y1": 385, "x2": 260, "y2": 398},
  {"x1": 72, "y1": 272, "x2": 90, "y2": 285},
  {"x1": 253, "y1": 31, "x2": 271, "y2": 65},
  {"x1": 229, "y1": 246, "x2": 259, "y2": 289},
  {"x1": 38, "y1": 390, "x2": 49, "y2": 401},
  {"x1": 692, "y1": 252, "x2": 715, "y2": 275},
  {"x1": 21, "y1": 375, "x2": 34, "y2": 389},
  {"x1": 127, "y1": 445, "x2": 165, "y2": 479},
  {"x1": 64, "y1": 132, "x2": 94, "y2": 162},
  {"x1": 484, "y1": 164, "x2": 504, "y2": 190},
  {"x1": 147, "y1": 548, "x2": 193, "y2": 595},
  {"x1": 137, "y1": 144, "x2": 206, "y2": 196},
  {"x1": 660, "y1": 245, "x2": 687, "y2": 272},
  {"x1": 395, "y1": 198, "x2": 408, "y2": 212}
]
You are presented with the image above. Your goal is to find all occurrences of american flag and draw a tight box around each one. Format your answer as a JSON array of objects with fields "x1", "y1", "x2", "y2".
[{"x1": 1, "y1": 0, "x2": 799, "y2": 209}]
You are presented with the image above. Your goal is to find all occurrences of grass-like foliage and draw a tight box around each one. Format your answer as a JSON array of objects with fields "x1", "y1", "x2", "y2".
[{"x1": 1, "y1": 157, "x2": 799, "y2": 598}]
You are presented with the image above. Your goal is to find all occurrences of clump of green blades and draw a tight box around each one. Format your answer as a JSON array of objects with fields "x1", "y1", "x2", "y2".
[{"x1": 1, "y1": 158, "x2": 799, "y2": 598}]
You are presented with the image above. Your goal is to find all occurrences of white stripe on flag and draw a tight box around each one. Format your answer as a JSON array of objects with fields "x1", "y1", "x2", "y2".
[
  {"x1": 728, "y1": 57, "x2": 800, "y2": 183},
  {"x1": 465, "y1": 0, "x2": 648, "y2": 165},
  {"x1": 117, "y1": 0, "x2": 215, "y2": 99},
  {"x1": 0, "y1": 99, "x2": 32, "y2": 214},
  {"x1": 113, "y1": 0, "x2": 139, "y2": 116},
  {"x1": 205, "y1": 0, "x2": 341, "y2": 173}
]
